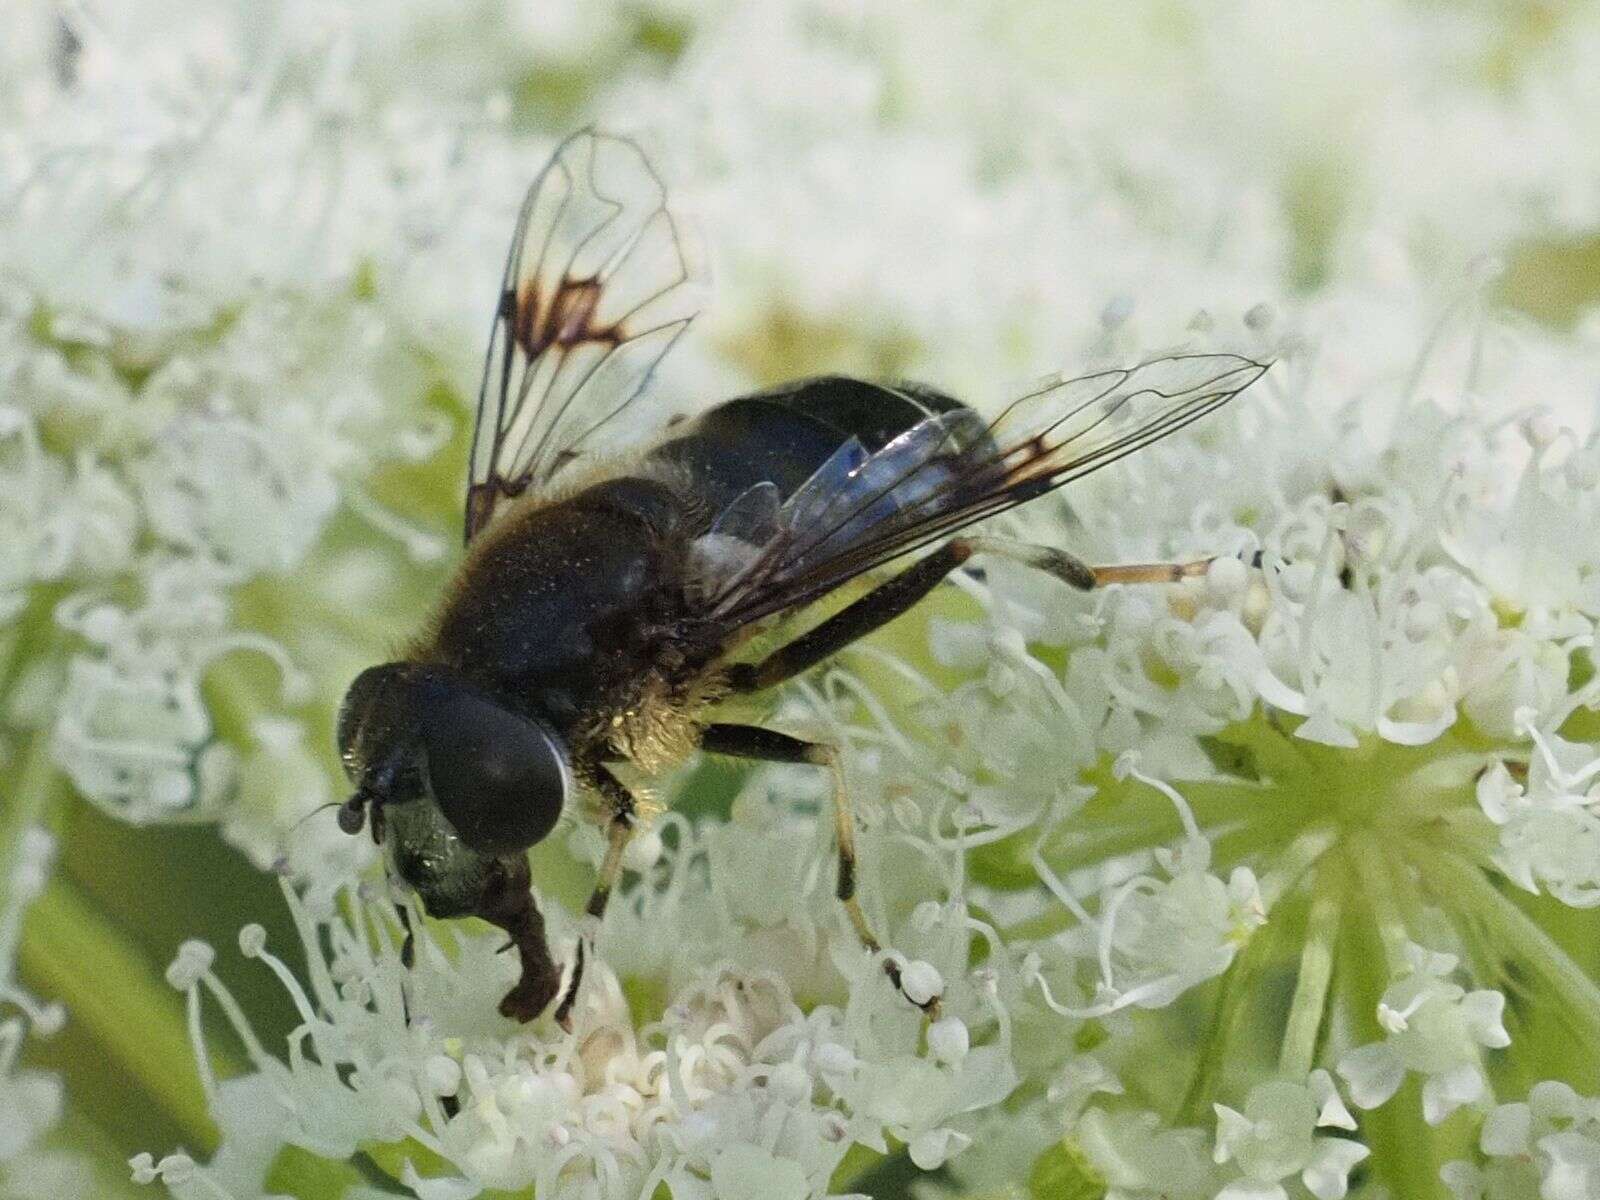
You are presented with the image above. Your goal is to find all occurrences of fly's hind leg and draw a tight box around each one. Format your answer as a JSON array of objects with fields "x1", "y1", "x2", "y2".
[
  {"x1": 699, "y1": 723, "x2": 939, "y2": 1019},
  {"x1": 955, "y1": 535, "x2": 1239, "y2": 590},
  {"x1": 724, "y1": 538, "x2": 1249, "y2": 698},
  {"x1": 551, "y1": 766, "x2": 637, "y2": 1030}
]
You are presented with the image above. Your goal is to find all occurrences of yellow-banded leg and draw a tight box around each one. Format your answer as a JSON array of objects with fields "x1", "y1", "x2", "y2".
[
  {"x1": 711, "y1": 537, "x2": 1246, "y2": 1014},
  {"x1": 699, "y1": 723, "x2": 939, "y2": 1019},
  {"x1": 552, "y1": 766, "x2": 636, "y2": 1030},
  {"x1": 724, "y1": 537, "x2": 1232, "y2": 697}
]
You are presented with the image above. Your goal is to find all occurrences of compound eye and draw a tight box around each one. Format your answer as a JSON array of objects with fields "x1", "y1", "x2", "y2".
[{"x1": 421, "y1": 690, "x2": 569, "y2": 856}]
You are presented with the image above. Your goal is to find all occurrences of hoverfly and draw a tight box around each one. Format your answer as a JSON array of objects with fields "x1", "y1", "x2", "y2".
[{"x1": 335, "y1": 129, "x2": 1268, "y2": 1029}]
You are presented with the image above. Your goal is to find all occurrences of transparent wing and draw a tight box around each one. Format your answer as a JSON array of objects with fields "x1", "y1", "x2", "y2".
[
  {"x1": 465, "y1": 129, "x2": 705, "y2": 542},
  {"x1": 702, "y1": 353, "x2": 1270, "y2": 628}
]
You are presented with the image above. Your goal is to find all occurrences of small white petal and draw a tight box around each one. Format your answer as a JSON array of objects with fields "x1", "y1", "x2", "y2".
[
  {"x1": 1422, "y1": 1065, "x2": 1485, "y2": 1126},
  {"x1": 709, "y1": 1143, "x2": 810, "y2": 1200},
  {"x1": 1215, "y1": 1181, "x2": 1287, "y2": 1200},
  {"x1": 1439, "y1": 1160, "x2": 1487, "y2": 1200},
  {"x1": 128, "y1": 1154, "x2": 157, "y2": 1185},
  {"x1": 928, "y1": 1016, "x2": 969, "y2": 1066},
  {"x1": 1212, "y1": 1103, "x2": 1253, "y2": 1164},
  {"x1": 1459, "y1": 989, "x2": 1511, "y2": 1048},
  {"x1": 1301, "y1": 1137, "x2": 1370, "y2": 1200},
  {"x1": 1539, "y1": 1130, "x2": 1600, "y2": 1200},
  {"x1": 1479, "y1": 1102, "x2": 1532, "y2": 1156},
  {"x1": 400, "y1": 1161, "x2": 482, "y2": 1200},
  {"x1": 899, "y1": 960, "x2": 943, "y2": 1007},
  {"x1": 1337, "y1": 1043, "x2": 1405, "y2": 1111},
  {"x1": 908, "y1": 1127, "x2": 971, "y2": 1171},
  {"x1": 156, "y1": 1155, "x2": 195, "y2": 1185},
  {"x1": 1309, "y1": 1070, "x2": 1357, "y2": 1130}
]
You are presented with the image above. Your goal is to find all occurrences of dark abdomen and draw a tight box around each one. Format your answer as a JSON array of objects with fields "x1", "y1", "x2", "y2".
[{"x1": 645, "y1": 375, "x2": 971, "y2": 520}]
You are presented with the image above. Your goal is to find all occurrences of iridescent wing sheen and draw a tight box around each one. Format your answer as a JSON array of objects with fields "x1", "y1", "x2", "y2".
[
  {"x1": 465, "y1": 129, "x2": 705, "y2": 542},
  {"x1": 700, "y1": 353, "x2": 1270, "y2": 628}
]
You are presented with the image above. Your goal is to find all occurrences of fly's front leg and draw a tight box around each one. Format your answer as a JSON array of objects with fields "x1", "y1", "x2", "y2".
[
  {"x1": 699, "y1": 723, "x2": 940, "y2": 1019},
  {"x1": 395, "y1": 901, "x2": 415, "y2": 970},
  {"x1": 552, "y1": 765, "x2": 637, "y2": 1030},
  {"x1": 477, "y1": 854, "x2": 563, "y2": 1023}
]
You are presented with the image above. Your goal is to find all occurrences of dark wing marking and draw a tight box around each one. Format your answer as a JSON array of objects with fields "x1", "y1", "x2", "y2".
[
  {"x1": 700, "y1": 353, "x2": 1269, "y2": 628},
  {"x1": 465, "y1": 129, "x2": 705, "y2": 542}
]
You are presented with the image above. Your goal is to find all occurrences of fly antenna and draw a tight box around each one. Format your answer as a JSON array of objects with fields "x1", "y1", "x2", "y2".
[{"x1": 285, "y1": 799, "x2": 344, "y2": 834}]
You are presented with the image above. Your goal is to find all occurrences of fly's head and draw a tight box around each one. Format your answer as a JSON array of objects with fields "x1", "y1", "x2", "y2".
[{"x1": 335, "y1": 663, "x2": 571, "y2": 917}]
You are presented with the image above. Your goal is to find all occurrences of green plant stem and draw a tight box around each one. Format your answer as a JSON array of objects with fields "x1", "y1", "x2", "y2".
[
  {"x1": 1416, "y1": 845, "x2": 1600, "y2": 1036},
  {"x1": 1346, "y1": 834, "x2": 1411, "y2": 972},
  {"x1": 1175, "y1": 913, "x2": 1274, "y2": 1126},
  {"x1": 20, "y1": 876, "x2": 231, "y2": 1150},
  {"x1": 1278, "y1": 873, "x2": 1341, "y2": 1079},
  {"x1": 1, "y1": 730, "x2": 62, "y2": 893}
]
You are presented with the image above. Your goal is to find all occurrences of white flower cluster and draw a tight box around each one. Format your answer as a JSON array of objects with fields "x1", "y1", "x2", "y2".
[
  {"x1": 0, "y1": 3, "x2": 510, "y2": 876},
  {"x1": 1443, "y1": 1081, "x2": 1600, "y2": 1200},
  {"x1": 1337, "y1": 943, "x2": 1510, "y2": 1126},
  {"x1": 1479, "y1": 723, "x2": 1600, "y2": 908},
  {"x1": 157, "y1": 858, "x2": 1015, "y2": 1200}
]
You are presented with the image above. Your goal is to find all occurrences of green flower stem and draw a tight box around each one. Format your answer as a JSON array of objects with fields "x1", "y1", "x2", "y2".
[
  {"x1": 1, "y1": 730, "x2": 61, "y2": 893},
  {"x1": 1346, "y1": 834, "x2": 1411, "y2": 972},
  {"x1": 55, "y1": 1109, "x2": 146, "y2": 1200},
  {"x1": 1257, "y1": 823, "x2": 1339, "y2": 908},
  {"x1": 1415, "y1": 845, "x2": 1600, "y2": 1036},
  {"x1": 20, "y1": 875, "x2": 233, "y2": 1151},
  {"x1": 1175, "y1": 908, "x2": 1276, "y2": 1127},
  {"x1": 1335, "y1": 879, "x2": 1450, "y2": 1199},
  {"x1": 0, "y1": 586, "x2": 65, "y2": 704},
  {"x1": 1278, "y1": 871, "x2": 1341, "y2": 1079}
]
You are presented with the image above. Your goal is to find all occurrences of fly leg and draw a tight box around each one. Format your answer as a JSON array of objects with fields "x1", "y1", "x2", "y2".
[
  {"x1": 551, "y1": 766, "x2": 637, "y2": 1030},
  {"x1": 699, "y1": 723, "x2": 940, "y2": 1019},
  {"x1": 390, "y1": 901, "x2": 463, "y2": 1116},
  {"x1": 724, "y1": 537, "x2": 1246, "y2": 695},
  {"x1": 479, "y1": 854, "x2": 563, "y2": 1023},
  {"x1": 724, "y1": 541, "x2": 975, "y2": 694},
  {"x1": 954, "y1": 535, "x2": 1237, "y2": 589},
  {"x1": 394, "y1": 900, "x2": 417, "y2": 1026},
  {"x1": 711, "y1": 539, "x2": 1250, "y2": 1010}
]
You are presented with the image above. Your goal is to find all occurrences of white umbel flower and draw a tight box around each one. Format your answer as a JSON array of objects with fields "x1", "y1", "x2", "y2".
[
  {"x1": 1338, "y1": 944, "x2": 1511, "y2": 1125},
  {"x1": 1443, "y1": 1081, "x2": 1600, "y2": 1200},
  {"x1": 1212, "y1": 1071, "x2": 1369, "y2": 1200},
  {"x1": 162, "y1": 869, "x2": 1012, "y2": 1200}
]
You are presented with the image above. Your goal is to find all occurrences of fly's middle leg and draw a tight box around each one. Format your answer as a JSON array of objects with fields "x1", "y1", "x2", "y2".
[
  {"x1": 699, "y1": 723, "x2": 940, "y2": 1019},
  {"x1": 552, "y1": 766, "x2": 637, "y2": 1030}
]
